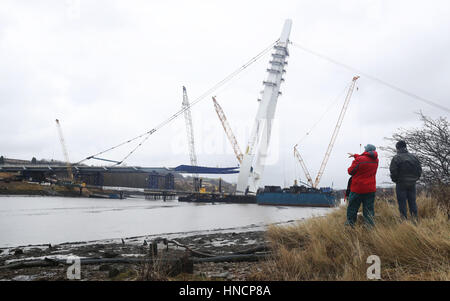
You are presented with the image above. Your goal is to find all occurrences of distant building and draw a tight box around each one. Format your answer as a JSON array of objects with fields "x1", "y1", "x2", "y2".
[
  {"x1": 75, "y1": 167, "x2": 176, "y2": 190},
  {"x1": 0, "y1": 163, "x2": 177, "y2": 190}
]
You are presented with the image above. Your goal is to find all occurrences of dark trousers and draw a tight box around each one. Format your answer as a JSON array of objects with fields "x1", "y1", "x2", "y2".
[
  {"x1": 396, "y1": 183, "x2": 418, "y2": 219},
  {"x1": 346, "y1": 192, "x2": 375, "y2": 227}
]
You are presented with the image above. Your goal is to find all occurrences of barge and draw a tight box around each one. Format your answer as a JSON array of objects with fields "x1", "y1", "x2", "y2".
[
  {"x1": 178, "y1": 185, "x2": 337, "y2": 207},
  {"x1": 256, "y1": 185, "x2": 337, "y2": 207}
]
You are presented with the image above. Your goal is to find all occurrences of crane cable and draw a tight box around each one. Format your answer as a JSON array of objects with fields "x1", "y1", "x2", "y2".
[
  {"x1": 289, "y1": 41, "x2": 450, "y2": 113},
  {"x1": 76, "y1": 39, "x2": 279, "y2": 166},
  {"x1": 293, "y1": 81, "x2": 351, "y2": 147},
  {"x1": 292, "y1": 80, "x2": 353, "y2": 186}
]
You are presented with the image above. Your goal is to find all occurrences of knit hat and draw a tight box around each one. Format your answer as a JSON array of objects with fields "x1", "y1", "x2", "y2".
[
  {"x1": 364, "y1": 144, "x2": 376, "y2": 152},
  {"x1": 396, "y1": 140, "x2": 407, "y2": 150}
]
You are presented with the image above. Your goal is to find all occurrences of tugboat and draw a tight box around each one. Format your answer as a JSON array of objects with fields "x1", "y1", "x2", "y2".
[{"x1": 256, "y1": 184, "x2": 337, "y2": 207}]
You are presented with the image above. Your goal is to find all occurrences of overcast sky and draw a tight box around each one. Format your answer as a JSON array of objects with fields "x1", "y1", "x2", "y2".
[{"x1": 1, "y1": 0, "x2": 449, "y2": 189}]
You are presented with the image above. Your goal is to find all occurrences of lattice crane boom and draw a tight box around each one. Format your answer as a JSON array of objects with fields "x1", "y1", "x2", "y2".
[
  {"x1": 182, "y1": 86, "x2": 200, "y2": 192},
  {"x1": 293, "y1": 144, "x2": 314, "y2": 187},
  {"x1": 182, "y1": 86, "x2": 198, "y2": 168},
  {"x1": 212, "y1": 96, "x2": 243, "y2": 164},
  {"x1": 313, "y1": 76, "x2": 359, "y2": 188},
  {"x1": 55, "y1": 119, "x2": 74, "y2": 182}
]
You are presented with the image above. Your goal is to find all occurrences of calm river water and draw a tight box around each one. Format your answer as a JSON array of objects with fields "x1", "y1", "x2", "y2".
[{"x1": 0, "y1": 195, "x2": 334, "y2": 247}]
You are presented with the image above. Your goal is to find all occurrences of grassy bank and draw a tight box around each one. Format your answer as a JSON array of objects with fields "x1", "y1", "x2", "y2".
[{"x1": 252, "y1": 195, "x2": 450, "y2": 281}]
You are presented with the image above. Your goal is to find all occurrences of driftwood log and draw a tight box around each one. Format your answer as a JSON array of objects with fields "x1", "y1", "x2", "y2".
[
  {"x1": 160, "y1": 238, "x2": 269, "y2": 258},
  {"x1": 193, "y1": 253, "x2": 269, "y2": 263},
  {"x1": 0, "y1": 239, "x2": 270, "y2": 271},
  {"x1": 157, "y1": 238, "x2": 215, "y2": 258},
  {"x1": 0, "y1": 252, "x2": 269, "y2": 270}
]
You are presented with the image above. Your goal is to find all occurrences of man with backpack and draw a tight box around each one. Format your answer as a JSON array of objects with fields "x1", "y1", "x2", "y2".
[
  {"x1": 345, "y1": 144, "x2": 379, "y2": 227},
  {"x1": 389, "y1": 140, "x2": 422, "y2": 220}
]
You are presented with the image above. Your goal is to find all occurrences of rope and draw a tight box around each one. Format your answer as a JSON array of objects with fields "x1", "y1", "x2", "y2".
[
  {"x1": 289, "y1": 41, "x2": 450, "y2": 113},
  {"x1": 77, "y1": 39, "x2": 279, "y2": 166},
  {"x1": 294, "y1": 82, "x2": 351, "y2": 146}
]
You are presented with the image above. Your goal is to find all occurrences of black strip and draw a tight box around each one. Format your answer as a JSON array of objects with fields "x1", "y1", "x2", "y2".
[{"x1": 1, "y1": 281, "x2": 447, "y2": 299}]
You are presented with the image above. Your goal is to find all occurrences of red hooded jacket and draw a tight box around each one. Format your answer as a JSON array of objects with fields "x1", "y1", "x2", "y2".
[{"x1": 347, "y1": 151, "x2": 379, "y2": 194}]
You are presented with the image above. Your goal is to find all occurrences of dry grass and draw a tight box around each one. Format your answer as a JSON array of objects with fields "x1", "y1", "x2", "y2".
[
  {"x1": 431, "y1": 184, "x2": 450, "y2": 217},
  {"x1": 137, "y1": 256, "x2": 170, "y2": 281},
  {"x1": 251, "y1": 194, "x2": 450, "y2": 281},
  {"x1": 137, "y1": 247, "x2": 170, "y2": 281}
]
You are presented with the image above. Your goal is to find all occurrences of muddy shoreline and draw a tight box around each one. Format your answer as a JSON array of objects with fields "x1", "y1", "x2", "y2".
[
  {"x1": 0, "y1": 192, "x2": 323, "y2": 281},
  {"x1": 0, "y1": 229, "x2": 269, "y2": 281}
]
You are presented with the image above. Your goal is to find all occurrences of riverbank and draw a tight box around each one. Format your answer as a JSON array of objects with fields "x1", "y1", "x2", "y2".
[
  {"x1": 0, "y1": 229, "x2": 267, "y2": 281},
  {"x1": 0, "y1": 180, "x2": 132, "y2": 198},
  {"x1": 0, "y1": 181, "x2": 83, "y2": 197},
  {"x1": 0, "y1": 193, "x2": 334, "y2": 281},
  {"x1": 252, "y1": 195, "x2": 450, "y2": 281},
  {"x1": 2, "y1": 194, "x2": 446, "y2": 281}
]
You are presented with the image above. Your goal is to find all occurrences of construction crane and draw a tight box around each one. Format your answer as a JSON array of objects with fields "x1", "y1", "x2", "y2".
[
  {"x1": 212, "y1": 96, "x2": 243, "y2": 164},
  {"x1": 293, "y1": 144, "x2": 314, "y2": 187},
  {"x1": 313, "y1": 76, "x2": 359, "y2": 188},
  {"x1": 182, "y1": 86, "x2": 200, "y2": 191},
  {"x1": 55, "y1": 119, "x2": 74, "y2": 182}
]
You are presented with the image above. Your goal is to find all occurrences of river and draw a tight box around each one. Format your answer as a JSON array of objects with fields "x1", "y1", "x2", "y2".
[{"x1": 0, "y1": 195, "x2": 334, "y2": 247}]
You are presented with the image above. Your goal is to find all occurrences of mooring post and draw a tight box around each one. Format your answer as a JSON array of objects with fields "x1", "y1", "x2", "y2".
[{"x1": 149, "y1": 241, "x2": 158, "y2": 257}]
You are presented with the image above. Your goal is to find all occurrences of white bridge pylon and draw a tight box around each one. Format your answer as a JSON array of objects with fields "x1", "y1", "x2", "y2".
[{"x1": 236, "y1": 19, "x2": 292, "y2": 194}]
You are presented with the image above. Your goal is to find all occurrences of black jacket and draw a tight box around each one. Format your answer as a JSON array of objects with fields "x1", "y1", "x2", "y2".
[{"x1": 389, "y1": 148, "x2": 422, "y2": 185}]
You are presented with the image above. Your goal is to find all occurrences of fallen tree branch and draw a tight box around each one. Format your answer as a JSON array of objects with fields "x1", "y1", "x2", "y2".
[{"x1": 0, "y1": 257, "x2": 173, "y2": 270}]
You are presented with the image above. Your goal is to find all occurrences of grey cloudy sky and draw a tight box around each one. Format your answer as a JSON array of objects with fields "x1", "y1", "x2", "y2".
[{"x1": 1, "y1": 0, "x2": 449, "y2": 189}]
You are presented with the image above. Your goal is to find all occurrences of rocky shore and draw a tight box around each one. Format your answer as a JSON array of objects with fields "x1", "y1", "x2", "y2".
[{"x1": 0, "y1": 230, "x2": 268, "y2": 281}]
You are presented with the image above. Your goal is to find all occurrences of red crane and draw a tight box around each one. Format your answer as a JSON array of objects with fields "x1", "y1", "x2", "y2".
[{"x1": 212, "y1": 96, "x2": 243, "y2": 164}]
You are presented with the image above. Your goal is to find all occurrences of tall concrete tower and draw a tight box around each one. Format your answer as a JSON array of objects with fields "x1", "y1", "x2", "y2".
[{"x1": 236, "y1": 19, "x2": 292, "y2": 194}]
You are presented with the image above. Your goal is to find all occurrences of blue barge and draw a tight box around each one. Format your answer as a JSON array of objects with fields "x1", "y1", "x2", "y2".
[{"x1": 256, "y1": 185, "x2": 337, "y2": 207}]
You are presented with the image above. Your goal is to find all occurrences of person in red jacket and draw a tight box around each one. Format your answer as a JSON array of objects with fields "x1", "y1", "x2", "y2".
[{"x1": 345, "y1": 144, "x2": 379, "y2": 227}]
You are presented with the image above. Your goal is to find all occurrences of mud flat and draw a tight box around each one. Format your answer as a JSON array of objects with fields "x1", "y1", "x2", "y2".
[{"x1": 0, "y1": 229, "x2": 268, "y2": 281}]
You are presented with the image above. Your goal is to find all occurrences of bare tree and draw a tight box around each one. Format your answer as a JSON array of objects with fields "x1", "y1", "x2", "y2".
[{"x1": 383, "y1": 112, "x2": 449, "y2": 186}]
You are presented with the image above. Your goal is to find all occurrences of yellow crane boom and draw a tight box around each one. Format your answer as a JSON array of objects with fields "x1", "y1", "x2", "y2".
[
  {"x1": 212, "y1": 96, "x2": 243, "y2": 164},
  {"x1": 293, "y1": 144, "x2": 314, "y2": 187},
  {"x1": 313, "y1": 76, "x2": 359, "y2": 188},
  {"x1": 55, "y1": 119, "x2": 74, "y2": 182}
]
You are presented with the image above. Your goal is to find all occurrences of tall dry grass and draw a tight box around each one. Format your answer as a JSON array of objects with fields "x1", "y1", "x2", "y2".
[{"x1": 252, "y1": 195, "x2": 450, "y2": 280}]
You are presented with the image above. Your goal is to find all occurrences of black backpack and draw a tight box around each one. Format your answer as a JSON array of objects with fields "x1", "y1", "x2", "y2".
[{"x1": 345, "y1": 177, "x2": 352, "y2": 198}]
